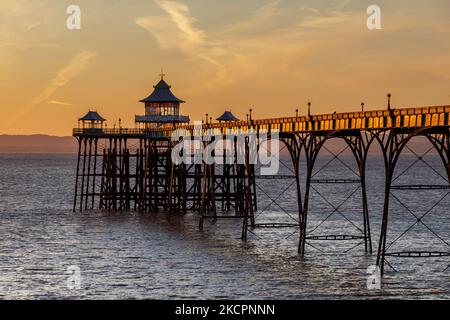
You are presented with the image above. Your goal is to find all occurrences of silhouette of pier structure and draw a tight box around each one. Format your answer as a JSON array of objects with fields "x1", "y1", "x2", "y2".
[{"x1": 73, "y1": 77, "x2": 450, "y2": 275}]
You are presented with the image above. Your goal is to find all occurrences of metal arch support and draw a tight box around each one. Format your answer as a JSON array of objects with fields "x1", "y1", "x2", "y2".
[
  {"x1": 426, "y1": 132, "x2": 450, "y2": 182},
  {"x1": 279, "y1": 133, "x2": 304, "y2": 250},
  {"x1": 341, "y1": 131, "x2": 378, "y2": 254},
  {"x1": 298, "y1": 132, "x2": 324, "y2": 255},
  {"x1": 298, "y1": 130, "x2": 375, "y2": 256},
  {"x1": 376, "y1": 128, "x2": 450, "y2": 275}
]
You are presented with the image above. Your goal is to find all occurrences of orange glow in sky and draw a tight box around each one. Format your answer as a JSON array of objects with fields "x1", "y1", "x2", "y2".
[{"x1": 1, "y1": 0, "x2": 450, "y2": 135}]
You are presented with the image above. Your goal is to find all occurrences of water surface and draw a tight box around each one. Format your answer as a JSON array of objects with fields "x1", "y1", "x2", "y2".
[{"x1": 0, "y1": 152, "x2": 448, "y2": 299}]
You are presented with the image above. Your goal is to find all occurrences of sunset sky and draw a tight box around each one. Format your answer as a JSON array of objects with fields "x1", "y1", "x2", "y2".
[{"x1": 1, "y1": 0, "x2": 450, "y2": 135}]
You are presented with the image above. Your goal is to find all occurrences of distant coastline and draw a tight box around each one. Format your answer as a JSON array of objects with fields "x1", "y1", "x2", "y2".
[
  {"x1": 0, "y1": 135, "x2": 77, "y2": 154},
  {"x1": 0, "y1": 134, "x2": 432, "y2": 155}
]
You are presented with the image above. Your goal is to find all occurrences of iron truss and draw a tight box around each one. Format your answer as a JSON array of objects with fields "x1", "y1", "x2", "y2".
[{"x1": 73, "y1": 126, "x2": 450, "y2": 277}]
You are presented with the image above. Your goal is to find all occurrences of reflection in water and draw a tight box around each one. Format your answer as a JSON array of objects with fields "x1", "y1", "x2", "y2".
[{"x1": 0, "y1": 153, "x2": 448, "y2": 299}]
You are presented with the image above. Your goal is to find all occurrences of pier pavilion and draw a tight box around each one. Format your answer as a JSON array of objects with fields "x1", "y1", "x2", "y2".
[{"x1": 135, "y1": 73, "x2": 189, "y2": 129}]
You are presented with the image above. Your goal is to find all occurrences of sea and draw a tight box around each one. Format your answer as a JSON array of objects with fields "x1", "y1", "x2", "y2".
[{"x1": 0, "y1": 147, "x2": 449, "y2": 299}]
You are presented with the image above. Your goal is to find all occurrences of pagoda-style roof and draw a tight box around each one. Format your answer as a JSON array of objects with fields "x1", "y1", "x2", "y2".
[
  {"x1": 79, "y1": 111, "x2": 106, "y2": 121},
  {"x1": 217, "y1": 111, "x2": 239, "y2": 122},
  {"x1": 140, "y1": 79, "x2": 185, "y2": 103}
]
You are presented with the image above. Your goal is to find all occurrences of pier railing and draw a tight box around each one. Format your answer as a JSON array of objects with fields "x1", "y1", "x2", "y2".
[
  {"x1": 73, "y1": 128, "x2": 146, "y2": 135},
  {"x1": 73, "y1": 105, "x2": 450, "y2": 137}
]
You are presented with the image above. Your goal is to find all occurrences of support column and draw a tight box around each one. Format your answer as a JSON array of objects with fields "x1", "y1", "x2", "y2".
[
  {"x1": 79, "y1": 138, "x2": 88, "y2": 212},
  {"x1": 73, "y1": 138, "x2": 82, "y2": 212}
]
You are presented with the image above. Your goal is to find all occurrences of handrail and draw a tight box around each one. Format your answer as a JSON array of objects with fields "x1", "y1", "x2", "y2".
[{"x1": 73, "y1": 105, "x2": 450, "y2": 137}]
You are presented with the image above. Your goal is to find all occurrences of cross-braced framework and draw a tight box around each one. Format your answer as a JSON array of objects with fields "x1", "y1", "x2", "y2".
[
  {"x1": 241, "y1": 133, "x2": 302, "y2": 240},
  {"x1": 240, "y1": 130, "x2": 374, "y2": 257},
  {"x1": 375, "y1": 128, "x2": 450, "y2": 274},
  {"x1": 74, "y1": 136, "x2": 173, "y2": 212},
  {"x1": 170, "y1": 135, "x2": 257, "y2": 233},
  {"x1": 297, "y1": 131, "x2": 374, "y2": 256}
]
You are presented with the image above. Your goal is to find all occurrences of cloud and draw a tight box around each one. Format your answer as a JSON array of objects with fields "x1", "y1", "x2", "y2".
[
  {"x1": 136, "y1": 1, "x2": 258, "y2": 90},
  {"x1": 135, "y1": 0, "x2": 450, "y2": 114},
  {"x1": 136, "y1": 0, "x2": 205, "y2": 50},
  {"x1": 0, "y1": 1, "x2": 30, "y2": 18},
  {"x1": 5, "y1": 50, "x2": 95, "y2": 128},
  {"x1": 0, "y1": 42, "x2": 58, "y2": 48},
  {"x1": 136, "y1": 1, "x2": 225, "y2": 89},
  {"x1": 30, "y1": 50, "x2": 96, "y2": 106},
  {"x1": 299, "y1": 5, "x2": 320, "y2": 14},
  {"x1": 156, "y1": 0, "x2": 205, "y2": 45},
  {"x1": 135, "y1": 0, "x2": 360, "y2": 92},
  {"x1": 26, "y1": 22, "x2": 42, "y2": 31},
  {"x1": 47, "y1": 100, "x2": 79, "y2": 107},
  {"x1": 335, "y1": 0, "x2": 352, "y2": 8},
  {"x1": 0, "y1": 2, "x2": 57, "y2": 75},
  {"x1": 296, "y1": 11, "x2": 354, "y2": 29},
  {"x1": 224, "y1": 0, "x2": 282, "y2": 34}
]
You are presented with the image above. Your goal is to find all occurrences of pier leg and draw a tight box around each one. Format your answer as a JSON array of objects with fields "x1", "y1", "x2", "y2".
[
  {"x1": 100, "y1": 148, "x2": 106, "y2": 209},
  {"x1": 241, "y1": 138, "x2": 253, "y2": 240},
  {"x1": 73, "y1": 138, "x2": 82, "y2": 212},
  {"x1": 79, "y1": 138, "x2": 88, "y2": 212},
  {"x1": 91, "y1": 139, "x2": 98, "y2": 210},
  {"x1": 280, "y1": 134, "x2": 303, "y2": 253},
  {"x1": 376, "y1": 130, "x2": 394, "y2": 275},
  {"x1": 299, "y1": 134, "x2": 317, "y2": 256},
  {"x1": 199, "y1": 164, "x2": 209, "y2": 231},
  {"x1": 84, "y1": 138, "x2": 93, "y2": 211}
]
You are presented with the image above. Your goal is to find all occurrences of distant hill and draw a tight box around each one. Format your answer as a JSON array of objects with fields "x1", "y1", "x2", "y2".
[
  {"x1": 0, "y1": 135, "x2": 77, "y2": 153},
  {"x1": 0, "y1": 134, "x2": 434, "y2": 154}
]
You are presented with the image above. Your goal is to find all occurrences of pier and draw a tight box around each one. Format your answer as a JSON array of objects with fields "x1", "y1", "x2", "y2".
[{"x1": 73, "y1": 77, "x2": 450, "y2": 275}]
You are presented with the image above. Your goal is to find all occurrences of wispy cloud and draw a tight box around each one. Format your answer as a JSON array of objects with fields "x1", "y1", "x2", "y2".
[
  {"x1": 136, "y1": 1, "x2": 263, "y2": 90},
  {"x1": 224, "y1": 0, "x2": 282, "y2": 34},
  {"x1": 157, "y1": 0, "x2": 205, "y2": 46},
  {"x1": 6, "y1": 50, "x2": 95, "y2": 128},
  {"x1": 136, "y1": 0, "x2": 205, "y2": 50},
  {"x1": 0, "y1": 42, "x2": 58, "y2": 48},
  {"x1": 0, "y1": 2, "x2": 57, "y2": 74},
  {"x1": 47, "y1": 100, "x2": 79, "y2": 107},
  {"x1": 26, "y1": 22, "x2": 42, "y2": 31},
  {"x1": 296, "y1": 11, "x2": 354, "y2": 29},
  {"x1": 336, "y1": 0, "x2": 352, "y2": 8},
  {"x1": 135, "y1": 0, "x2": 364, "y2": 93},
  {"x1": 30, "y1": 50, "x2": 96, "y2": 107}
]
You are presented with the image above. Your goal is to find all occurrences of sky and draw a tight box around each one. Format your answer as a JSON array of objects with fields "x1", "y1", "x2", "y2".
[{"x1": 1, "y1": 0, "x2": 450, "y2": 135}]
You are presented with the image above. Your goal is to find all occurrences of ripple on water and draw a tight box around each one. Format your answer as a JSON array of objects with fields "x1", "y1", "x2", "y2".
[{"x1": 0, "y1": 154, "x2": 449, "y2": 299}]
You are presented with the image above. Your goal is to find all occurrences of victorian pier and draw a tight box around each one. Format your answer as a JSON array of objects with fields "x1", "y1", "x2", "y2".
[{"x1": 73, "y1": 76, "x2": 450, "y2": 275}]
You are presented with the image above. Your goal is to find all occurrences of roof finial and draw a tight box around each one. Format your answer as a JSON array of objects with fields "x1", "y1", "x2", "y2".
[
  {"x1": 159, "y1": 67, "x2": 165, "y2": 80},
  {"x1": 308, "y1": 102, "x2": 311, "y2": 117},
  {"x1": 361, "y1": 102, "x2": 365, "y2": 112}
]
